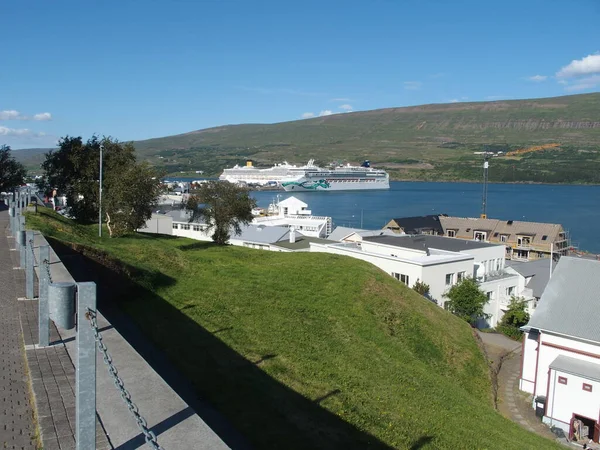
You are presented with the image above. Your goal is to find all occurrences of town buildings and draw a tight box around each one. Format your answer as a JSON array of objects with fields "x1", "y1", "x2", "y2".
[
  {"x1": 384, "y1": 214, "x2": 570, "y2": 262},
  {"x1": 311, "y1": 233, "x2": 525, "y2": 327},
  {"x1": 519, "y1": 257, "x2": 600, "y2": 443}
]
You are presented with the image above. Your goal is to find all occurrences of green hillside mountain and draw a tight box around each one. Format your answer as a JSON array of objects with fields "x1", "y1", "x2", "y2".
[
  {"x1": 133, "y1": 92, "x2": 600, "y2": 183},
  {"x1": 13, "y1": 93, "x2": 600, "y2": 183}
]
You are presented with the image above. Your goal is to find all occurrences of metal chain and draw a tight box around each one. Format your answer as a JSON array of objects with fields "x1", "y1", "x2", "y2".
[
  {"x1": 28, "y1": 239, "x2": 38, "y2": 265},
  {"x1": 86, "y1": 309, "x2": 164, "y2": 450},
  {"x1": 42, "y1": 259, "x2": 53, "y2": 284}
]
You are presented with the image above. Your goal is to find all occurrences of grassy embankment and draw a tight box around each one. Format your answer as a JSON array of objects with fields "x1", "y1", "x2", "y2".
[{"x1": 26, "y1": 208, "x2": 561, "y2": 449}]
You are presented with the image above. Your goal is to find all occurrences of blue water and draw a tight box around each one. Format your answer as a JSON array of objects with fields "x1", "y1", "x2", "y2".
[{"x1": 251, "y1": 182, "x2": 600, "y2": 253}]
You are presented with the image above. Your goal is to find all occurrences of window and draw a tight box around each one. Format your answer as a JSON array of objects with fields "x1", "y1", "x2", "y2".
[
  {"x1": 583, "y1": 383, "x2": 593, "y2": 392},
  {"x1": 486, "y1": 291, "x2": 494, "y2": 301},
  {"x1": 542, "y1": 235, "x2": 548, "y2": 241},
  {"x1": 500, "y1": 234, "x2": 509, "y2": 242},
  {"x1": 447, "y1": 229, "x2": 456, "y2": 237},
  {"x1": 558, "y1": 376, "x2": 568, "y2": 385},
  {"x1": 445, "y1": 273, "x2": 454, "y2": 286},
  {"x1": 182, "y1": 224, "x2": 190, "y2": 230},
  {"x1": 392, "y1": 273, "x2": 409, "y2": 285},
  {"x1": 506, "y1": 286, "x2": 515, "y2": 296},
  {"x1": 493, "y1": 232, "x2": 499, "y2": 237},
  {"x1": 193, "y1": 225, "x2": 200, "y2": 231},
  {"x1": 172, "y1": 224, "x2": 179, "y2": 229},
  {"x1": 457, "y1": 271, "x2": 466, "y2": 282},
  {"x1": 474, "y1": 231, "x2": 486, "y2": 241}
]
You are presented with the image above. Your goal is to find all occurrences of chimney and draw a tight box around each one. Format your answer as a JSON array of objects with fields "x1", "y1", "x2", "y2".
[{"x1": 289, "y1": 226, "x2": 296, "y2": 243}]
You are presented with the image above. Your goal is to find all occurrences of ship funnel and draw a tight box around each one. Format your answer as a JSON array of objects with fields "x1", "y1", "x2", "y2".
[
  {"x1": 246, "y1": 159, "x2": 253, "y2": 167},
  {"x1": 289, "y1": 226, "x2": 296, "y2": 243}
]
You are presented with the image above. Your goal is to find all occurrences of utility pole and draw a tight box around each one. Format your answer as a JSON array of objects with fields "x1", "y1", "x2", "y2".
[
  {"x1": 481, "y1": 154, "x2": 489, "y2": 219},
  {"x1": 99, "y1": 145, "x2": 103, "y2": 238}
]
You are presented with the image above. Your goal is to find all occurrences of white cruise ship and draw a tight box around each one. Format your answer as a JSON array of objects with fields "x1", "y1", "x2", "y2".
[
  {"x1": 281, "y1": 161, "x2": 389, "y2": 191},
  {"x1": 219, "y1": 159, "x2": 317, "y2": 185}
]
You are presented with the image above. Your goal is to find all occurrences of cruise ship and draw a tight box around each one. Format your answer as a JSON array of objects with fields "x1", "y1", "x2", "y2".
[
  {"x1": 281, "y1": 161, "x2": 389, "y2": 191},
  {"x1": 219, "y1": 159, "x2": 317, "y2": 185}
]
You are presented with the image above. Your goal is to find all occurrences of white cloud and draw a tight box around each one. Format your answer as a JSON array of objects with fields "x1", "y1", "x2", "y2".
[
  {"x1": 449, "y1": 99, "x2": 460, "y2": 103},
  {"x1": 0, "y1": 110, "x2": 53, "y2": 121},
  {"x1": 429, "y1": 72, "x2": 445, "y2": 79},
  {"x1": 0, "y1": 110, "x2": 22, "y2": 120},
  {"x1": 338, "y1": 104, "x2": 353, "y2": 111},
  {"x1": 301, "y1": 112, "x2": 315, "y2": 119},
  {"x1": 319, "y1": 110, "x2": 334, "y2": 116},
  {"x1": 527, "y1": 75, "x2": 547, "y2": 82},
  {"x1": 0, "y1": 126, "x2": 46, "y2": 137},
  {"x1": 33, "y1": 112, "x2": 52, "y2": 121},
  {"x1": 557, "y1": 53, "x2": 600, "y2": 78},
  {"x1": 564, "y1": 74, "x2": 600, "y2": 92},
  {"x1": 330, "y1": 97, "x2": 351, "y2": 102},
  {"x1": 485, "y1": 95, "x2": 508, "y2": 101},
  {"x1": 403, "y1": 81, "x2": 422, "y2": 90}
]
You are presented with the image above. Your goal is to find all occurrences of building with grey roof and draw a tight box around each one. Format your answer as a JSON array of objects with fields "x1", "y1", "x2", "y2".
[{"x1": 519, "y1": 257, "x2": 600, "y2": 439}]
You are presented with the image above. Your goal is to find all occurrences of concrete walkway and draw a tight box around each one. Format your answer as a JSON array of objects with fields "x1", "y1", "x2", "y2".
[{"x1": 0, "y1": 208, "x2": 36, "y2": 449}]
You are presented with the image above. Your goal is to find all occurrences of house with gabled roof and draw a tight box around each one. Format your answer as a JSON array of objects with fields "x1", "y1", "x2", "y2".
[
  {"x1": 384, "y1": 214, "x2": 445, "y2": 236},
  {"x1": 519, "y1": 257, "x2": 600, "y2": 443},
  {"x1": 438, "y1": 216, "x2": 569, "y2": 261}
]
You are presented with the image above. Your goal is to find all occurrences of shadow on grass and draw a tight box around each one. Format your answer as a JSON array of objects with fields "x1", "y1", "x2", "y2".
[
  {"x1": 177, "y1": 241, "x2": 215, "y2": 251},
  {"x1": 49, "y1": 238, "x2": 396, "y2": 450},
  {"x1": 409, "y1": 436, "x2": 435, "y2": 449}
]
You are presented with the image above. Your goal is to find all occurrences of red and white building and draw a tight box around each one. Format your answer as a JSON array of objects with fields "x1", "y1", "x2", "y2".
[{"x1": 520, "y1": 256, "x2": 600, "y2": 443}]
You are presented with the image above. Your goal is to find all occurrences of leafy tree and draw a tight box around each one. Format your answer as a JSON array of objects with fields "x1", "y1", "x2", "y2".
[
  {"x1": 497, "y1": 296, "x2": 530, "y2": 340},
  {"x1": 104, "y1": 162, "x2": 163, "y2": 237},
  {"x1": 443, "y1": 277, "x2": 489, "y2": 325},
  {"x1": 39, "y1": 135, "x2": 161, "y2": 235},
  {"x1": 412, "y1": 279, "x2": 431, "y2": 297},
  {"x1": 0, "y1": 145, "x2": 27, "y2": 192},
  {"x1": 185, "y1": 181, "x2": 256, "y2": 245}
]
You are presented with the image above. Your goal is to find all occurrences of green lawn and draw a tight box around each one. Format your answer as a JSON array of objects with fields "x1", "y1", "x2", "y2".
[{"x1": 27, "y1": 209, "x2": 561, "y2": 449}]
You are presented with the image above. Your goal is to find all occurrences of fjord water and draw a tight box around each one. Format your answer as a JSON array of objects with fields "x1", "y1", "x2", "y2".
[{"x1": 252, "y1": 182, "x2": 600, "y2": 253}]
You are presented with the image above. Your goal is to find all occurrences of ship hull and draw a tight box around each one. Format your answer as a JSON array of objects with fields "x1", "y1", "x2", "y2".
[{"x1": 281, "y1": 177, "x2": 390, "y2": 191}]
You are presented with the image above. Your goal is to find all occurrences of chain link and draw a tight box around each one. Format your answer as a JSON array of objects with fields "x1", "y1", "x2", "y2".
[
  {"x1": 28, "y1": 239, "x2": 38, "y2": 265},
  {"x1": 42, "y1": 258, "x2": 53, "y2": 284},
  {"x1": 86, "y1": 309, "x2": 164, "y2": 450}
]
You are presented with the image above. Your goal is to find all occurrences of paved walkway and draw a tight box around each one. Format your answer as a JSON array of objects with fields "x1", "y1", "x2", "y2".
[
  {"x1": 477, "y1": 331, "x2": 573, "y2": 446},
  {"x1": 0, "y1": 208, "x2": 37, "y2": 450}
]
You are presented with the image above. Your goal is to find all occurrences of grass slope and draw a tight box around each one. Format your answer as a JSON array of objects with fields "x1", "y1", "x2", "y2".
[
  {"x1": 28, "y1": 209, "x2": 560, "y2": 449},
  {"x1": 132, "y1": 92, "x2": 600, "y2": 183}
]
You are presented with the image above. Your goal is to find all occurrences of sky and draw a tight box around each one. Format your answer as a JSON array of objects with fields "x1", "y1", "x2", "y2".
[{"x1": 2, "y1": 0, "x2": 600, "y2": 149}]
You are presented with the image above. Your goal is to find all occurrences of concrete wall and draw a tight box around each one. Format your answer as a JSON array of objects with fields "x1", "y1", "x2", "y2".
[
  {"x1": 420, "y1": 258, "x2": 474, "y2": 307},
  {"x1": 545, "y1": 368, "x2": 600, "y2": 432},
  {"x1": 137, "y1": 214, "x2": 174, "y2": 235},
  {"x1": 520, "y1": 331, "x2": 538, "y2": 394}
]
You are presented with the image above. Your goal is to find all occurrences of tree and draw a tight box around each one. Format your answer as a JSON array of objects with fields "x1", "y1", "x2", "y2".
[
  {"x1": 0, "y1": 145, "x2": 27, "y2": 192},
  {"x1": 103, "y1": 162, "x2": 163, "y2": 237},
  {"x1": 184, "y1": 181, "x2": 256, "y2": 245},
  {"x1": 443, "y1": 277, "x2": 489, "y2": 325},
  {"x1": 497, "y1": 296, "x2": 530, "y2": 340},
  {"x1": 39, "y1": 135, "x2": 161, "y2": 235},
  {"x1": 412, "y1": 279, "x2": 431, "y2": 297}
]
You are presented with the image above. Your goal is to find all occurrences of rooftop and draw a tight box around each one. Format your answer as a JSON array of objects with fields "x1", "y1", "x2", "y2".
[
  {"x1": 506, "y1": 258, "x2": 554, "y2": 298},
  {"x1": 525, "y1": 256, "x2": 600, "y2": 343},
  {"x1": 387, "y1": 214, "x2": 445, "y2": 235},
  {"x1": 274, "y1": 236, "x2": 334, "y2": 250},
  {"x1": 363, "y1": 234, "x2": 498, "y2": 252},
  {"x1": 549, "y1": 355, "x2": 600, "y2": 383}
]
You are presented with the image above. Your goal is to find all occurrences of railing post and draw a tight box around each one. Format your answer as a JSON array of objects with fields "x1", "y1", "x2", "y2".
[
  {"x1": 25, "y1": 230, "x2": 35, "y2": 299},
  {"x1": 19, "y1": 230, "x2": 26, "y2": 269},
  {"x1": 76, "y1": 282, "x2": 97, "y2": 450},
  {"x1": 8, "y1": 202, "x2": 15, "y2": 235},
  {"x1": 39, "y1": 245, "x2": 50, "y2": 347},
  {"x1": 48, "y1": 282, "x2": 76, "y2": 329}
]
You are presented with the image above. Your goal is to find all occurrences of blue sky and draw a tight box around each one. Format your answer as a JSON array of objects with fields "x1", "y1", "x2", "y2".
[{"x1": 2, "y1": 0, "x2": 599, "y2": 149}]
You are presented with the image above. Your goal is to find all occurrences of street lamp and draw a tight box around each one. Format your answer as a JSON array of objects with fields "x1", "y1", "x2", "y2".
[{"x1": 99, "y1": 144, "x2": 103, "y2": 237}]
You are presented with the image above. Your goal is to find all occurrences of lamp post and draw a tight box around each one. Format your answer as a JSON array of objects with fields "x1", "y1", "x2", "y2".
[{"x1": 99, "y1": 145, "x2": 103, "y2": 237}]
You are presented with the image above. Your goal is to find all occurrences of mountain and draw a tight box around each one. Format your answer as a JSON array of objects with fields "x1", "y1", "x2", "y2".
[
  {"x1": 15, "y1": 93, "x2": 600, "y2": 183},
  {"x1": 133, "y1": 92, "x2": 600, "y2": 183}
]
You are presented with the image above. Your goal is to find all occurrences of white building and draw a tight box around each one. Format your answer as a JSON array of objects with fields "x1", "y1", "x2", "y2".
[
  {"x1": 311, "y1": 234, "x2": 525, "y2": 327},
  {"x1": 252, "y1": 196, "x2": 332, "y2": 238},
  {"x1": 520, "y1": 257, "x2": 600, "y2": 443},
  {"x1": 138, "y1": 210, "x2": 302, "y2": 251}
]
